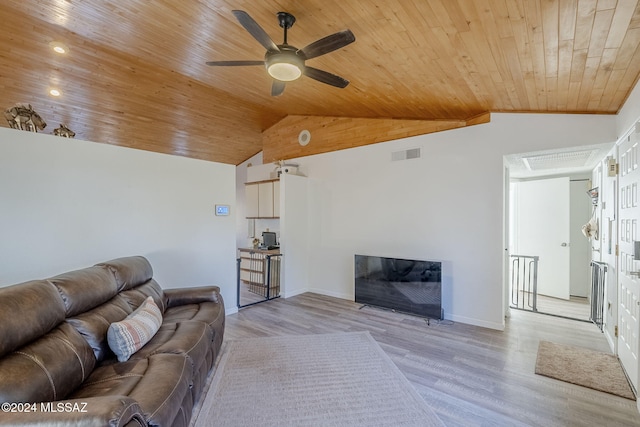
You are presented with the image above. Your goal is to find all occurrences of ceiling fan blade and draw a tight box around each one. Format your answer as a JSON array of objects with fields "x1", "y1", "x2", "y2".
[
  {"x1": 303, "y1": 66, "x2": 350, "y2": 88},
  {"x1": 271, "y1": 80, "x2": 286, "y2": 96},
  {"x1": 300, "y1": 29, "x2": 355, "y2": 59},
  {"x1": 232, "y1": 10, "x2": 280, "y2": 52},
  {"x1": 206, "y1": 60, "x2": 265, "y2": 66}
]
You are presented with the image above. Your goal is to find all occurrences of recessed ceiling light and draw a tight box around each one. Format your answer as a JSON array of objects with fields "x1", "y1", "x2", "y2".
[
  {"x1": 49, "y1": 89, "x2": 61, "y2": 97},
  {"x1": 49, "y1": 41, "x2": 68, "y2": 54}
]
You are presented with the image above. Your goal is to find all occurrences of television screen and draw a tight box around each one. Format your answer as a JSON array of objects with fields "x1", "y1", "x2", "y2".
[{"x1": 355, "y1": 255, "x2": 442, "y2": 319}]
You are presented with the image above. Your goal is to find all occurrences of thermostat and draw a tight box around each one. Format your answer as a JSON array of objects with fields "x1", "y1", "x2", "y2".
[{"x1": 215, "y1": 205, "x2": 230, "y2": 216}]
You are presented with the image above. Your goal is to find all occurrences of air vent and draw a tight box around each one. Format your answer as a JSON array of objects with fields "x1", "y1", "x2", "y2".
[
  {"x1": 391, "y1": 148, "x2": 421, "y2": 161},
  {"x1": 522, "y1": 149, "x2": 599, "y2": 171}
]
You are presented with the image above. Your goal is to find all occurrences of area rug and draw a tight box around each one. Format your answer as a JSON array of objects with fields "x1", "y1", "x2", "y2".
[
  {"x1": 191, "y1": 331, "x2": 444, "y2": 426},
  {"x1": 535, "y1": 340, "x2": 635, "y2": 400}
]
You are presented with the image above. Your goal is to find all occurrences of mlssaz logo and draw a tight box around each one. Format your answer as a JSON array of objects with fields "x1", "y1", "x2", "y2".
[{"x1": 40, "y1": 402, "x2": 89, "y2": 413}]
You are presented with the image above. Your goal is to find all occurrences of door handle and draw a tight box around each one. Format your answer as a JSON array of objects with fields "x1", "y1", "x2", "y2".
[
  {"x1": 561, "y1": 242, "x2": 569, "y2": 247},
  {"x1": 629, "y1": 271, "x2": 640, "y2": 277}
]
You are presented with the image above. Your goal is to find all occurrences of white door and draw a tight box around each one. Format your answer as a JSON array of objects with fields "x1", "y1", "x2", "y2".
[
  {"x1": 618, "y1": 136, "x2": 640, "y2": 391},
  {"x1": 513, "y1": 177, "x2": 571, "y2": 300}
]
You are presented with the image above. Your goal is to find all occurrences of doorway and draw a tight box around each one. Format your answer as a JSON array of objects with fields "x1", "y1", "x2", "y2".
[{"x1": 509, "y1": 176, "x2": 592, "y2": 321}]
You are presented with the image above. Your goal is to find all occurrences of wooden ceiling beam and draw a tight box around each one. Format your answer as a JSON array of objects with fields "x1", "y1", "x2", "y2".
[{"x1": 262, "y1": 112, "x2": 491, "y2": 163}]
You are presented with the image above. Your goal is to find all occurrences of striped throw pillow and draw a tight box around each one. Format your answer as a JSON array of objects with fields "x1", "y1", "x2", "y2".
[{"x1": 107, "y1": 296, "x2": 162, "y2": 362}]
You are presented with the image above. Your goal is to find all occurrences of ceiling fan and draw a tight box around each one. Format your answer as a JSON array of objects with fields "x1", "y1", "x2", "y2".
[{"x1": 206, "y1": 10, "x2": 355, "y2": 96}]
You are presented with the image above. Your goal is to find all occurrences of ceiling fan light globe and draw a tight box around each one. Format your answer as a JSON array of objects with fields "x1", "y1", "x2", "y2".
[
  {"x1": 268, "y1": 62, "x2": 302, "y2": 81},
  {"x1": 266, "y1": 51, "x2": 304, "y2": 81}
]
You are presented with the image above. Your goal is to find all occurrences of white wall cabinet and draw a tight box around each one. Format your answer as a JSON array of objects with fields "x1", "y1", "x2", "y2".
[
  {"x1": 273, "y1": 180, "x2": 280, "y2": 218},
  {"x1": 258, "y1": 182, "x2": 274, "y2": 217},
  {"x1": 245, "y1": 183, "x2": 260, "y2": 217},
  {"x1": 245, "y1": 179, "x2": 280, "y2": 218}
]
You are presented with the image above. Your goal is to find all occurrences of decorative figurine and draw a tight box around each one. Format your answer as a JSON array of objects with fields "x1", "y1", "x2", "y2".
[
  {"x1": 4, "y1": 103, "x2": 47, "y2": 132},
  {"x1": 53, "y1": 124, "x2": 76, "y2": 138}
]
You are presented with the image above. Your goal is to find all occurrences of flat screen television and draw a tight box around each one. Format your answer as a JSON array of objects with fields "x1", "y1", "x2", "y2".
[{"x1": 354, "y1": 255, "x2": 442, "y2": 319}]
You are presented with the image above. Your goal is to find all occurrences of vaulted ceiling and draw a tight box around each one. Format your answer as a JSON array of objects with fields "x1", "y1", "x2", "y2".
[{"x1": 1, "y1": 1, "x2": 640, "y2": 165}]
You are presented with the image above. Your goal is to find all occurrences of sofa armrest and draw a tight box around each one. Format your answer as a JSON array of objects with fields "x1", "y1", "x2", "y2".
[
  {"x1": 163, "y1": 286, "x2": 222, "y2": 309},
  {"x1": 0, "y1": 396, "x2": 145, "y2": 427}
]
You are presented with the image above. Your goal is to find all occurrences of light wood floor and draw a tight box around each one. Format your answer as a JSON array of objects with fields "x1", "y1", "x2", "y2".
[
  {"x1": 535, "y1": 294, "x2": 591, "y2": 321},
  {"x1": 223, "y1": 292, "x2": 640, "y2": 426},
  {"x1": 512, "y1": 291, "x2": 592, "y2": 321},
  {"x1": 238, "y1": 282, "x2": 280, "y2": 307}
]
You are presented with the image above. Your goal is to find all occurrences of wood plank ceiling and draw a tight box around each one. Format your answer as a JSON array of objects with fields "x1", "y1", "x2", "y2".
[{"x1": 1, "y1": 1, "x2": 639, "y2": 165}]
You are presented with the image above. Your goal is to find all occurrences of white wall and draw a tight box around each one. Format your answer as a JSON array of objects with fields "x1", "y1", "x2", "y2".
[
  {"x1": 617, "y1": 79, "x2": 640, "y2": 138},
  {"x1": 0, "y1": 128, "x2": 238, "y2": 313},
  {"x1": 280, "y1": 174, "x2": 309, "y2": 297},
  {"x1": 273, "y1": 113, "x2": 616, "y2": 330}
]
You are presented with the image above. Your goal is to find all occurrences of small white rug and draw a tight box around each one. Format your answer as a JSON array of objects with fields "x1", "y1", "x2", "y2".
[{"x1": 192, "y1": 331, "x2": 443, "y2": 426}]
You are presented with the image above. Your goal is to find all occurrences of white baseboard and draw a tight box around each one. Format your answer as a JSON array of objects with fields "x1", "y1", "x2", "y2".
[
  {"x1": 283, "y1": 287, "x2": 309, "y2": 298},
  {"x1": 447, "y1": 313, "x2": 505, "y2": 331},
  {"x1": 306, "y1": 287, "x2": 353, "y2": 301},
  {"x1": 604, "y1": 327, "x2": 616, "y2": 353},
  {"x1": 283, "y1": 287, "x2": 353, "y2": 300}
]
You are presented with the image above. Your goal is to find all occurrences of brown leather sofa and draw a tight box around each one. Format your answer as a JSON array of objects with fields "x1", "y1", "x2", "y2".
[{"x1": 0, "y1": 256, "x2": 225, "y2": 426}]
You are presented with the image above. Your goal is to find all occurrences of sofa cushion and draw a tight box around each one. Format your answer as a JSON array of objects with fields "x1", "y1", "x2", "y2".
[
  {"x1": 164, "y1": 301, "x2": 225, "y2": 349},
  {"x1": 164, "y1": 301, "x2": 225, "y2": 330},
  {"x1": 0, "y1": 280, "x2": 66, "y2": 358},
  {"x1": 120, "y1": 278, "x2": 166, "y2": 313},
  {"x1": 108, "y1": 297, "x2": 163, "y2": 362},
  {"x1": 71, "y1": 353, "x2": 193, "y2": 427},
  {"x1": 97, "y1": 256, "x2": 154, "y2": 292},
  {"x1": 49, "y1": 265, "x2": 119, "y2": 317},
  {"x1": 131, "y1": 321, "x2": 214, "y2": 368},
  {"x1": 0, "y1": 322, "x2": 96, "y2": 403},
  {"x1": 67, "y1": 295, "x2": 133, "y2": 362},
  {"x1": 163, "y1": 286, "x2": 223, "y2": 308}
]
